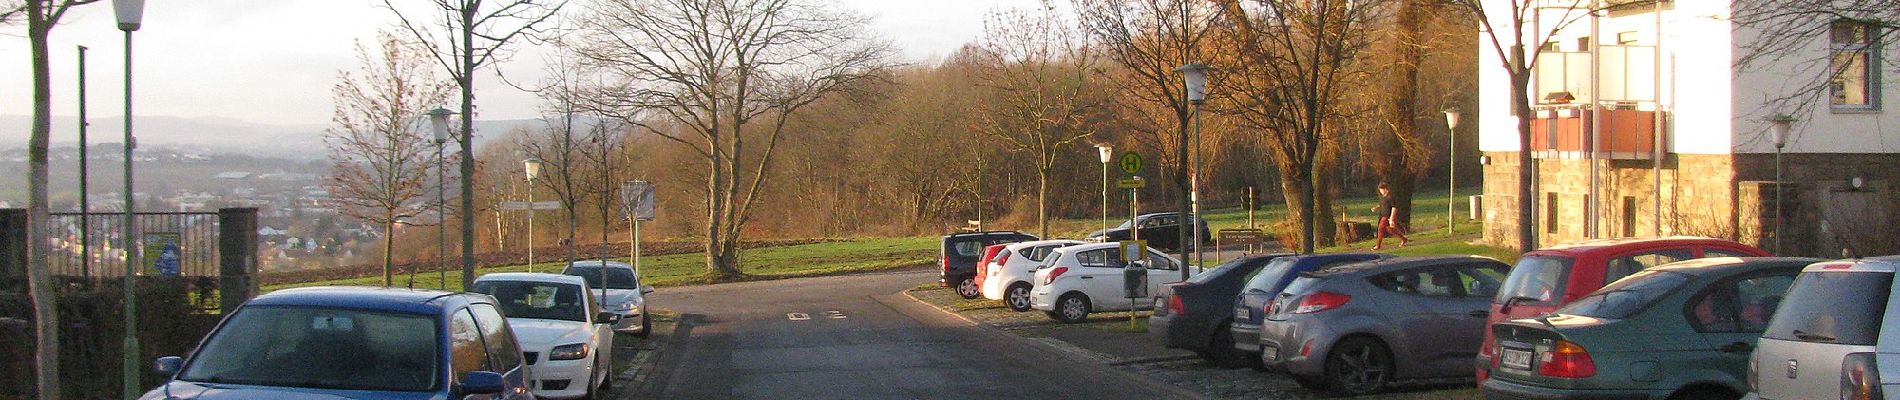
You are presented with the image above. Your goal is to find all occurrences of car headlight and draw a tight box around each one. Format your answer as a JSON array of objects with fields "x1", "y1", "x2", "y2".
[{"x1": 548, "y1": 343, "x2": 589, "y2": 360}]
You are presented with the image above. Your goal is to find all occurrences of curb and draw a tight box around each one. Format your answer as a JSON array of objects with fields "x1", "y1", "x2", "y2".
[
  {"x1": 899, "y1": 289, "x2": 1212, "y2": 400},
  {"x1": 610, "y1": 314, "x2": 688, "y2": 399}
]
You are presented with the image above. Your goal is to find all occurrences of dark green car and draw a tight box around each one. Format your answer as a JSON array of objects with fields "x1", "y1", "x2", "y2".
[{"x1": 1482, "y1": 257, "x2": 1820, "y2": 400}]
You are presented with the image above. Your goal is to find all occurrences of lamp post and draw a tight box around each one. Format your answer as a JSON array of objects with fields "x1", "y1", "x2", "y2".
[
  {"x1": 1770, "y1": 114, "x2": 1794, "y2": 254},
  {"x1": 113, "y1": 0, "x2": 145, "y2": 398},
  {"x1": 1098, "y1": 144, "x2": 1113, "y2": 235},
  {"x1": 427, "y1": 107, "x2": 452, "y2": 289},
  {"x1": 524, "y1": 158, "x2": 543, "y2": 271},
  {"x1": 1177, "y1": 63, "x2": 1207, "y2": 275},
  {"x1": 1445, "y1": 109, "x2": 1462, "y2": 235},
  {"x1": 78, "y1": 45, "x2": 91, "y2": 280}
]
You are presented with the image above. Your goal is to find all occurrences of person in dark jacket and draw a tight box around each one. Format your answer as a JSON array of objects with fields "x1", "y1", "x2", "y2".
[{"x1": 1370, "y1": 182, "x2": 1408, "y2": 250}]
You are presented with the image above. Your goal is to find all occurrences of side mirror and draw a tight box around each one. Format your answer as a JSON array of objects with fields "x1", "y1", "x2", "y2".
[
  {"x1": 461, "y1": 371, "x2": 506, "y2": 395},
  {"x1": 596, "y1": 312, "x2": 621, "y2": 324},
  {"x1": 153, "y1": 356, "x2": 183, "y2": 377},
  {"x1": 640, "y1": 285, "x2": 656, "y2": 294}
]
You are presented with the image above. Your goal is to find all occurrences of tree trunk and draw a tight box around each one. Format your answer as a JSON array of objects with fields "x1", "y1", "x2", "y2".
[
  {"x1": 1037, "y1": 167, "x2": 1050, "y2": 238},
  {"x1": 1378, "y1": 0, "x2": 1426, "y2": 230},
  {"x1": 1512, "y1": 53, "x2": 1538, "y2": 252},
  {"x1": 25, "y1": 5, "x2": 63, "y2": 398},
  {"x1": 383, "y1": 217, "x2": 395, "y2": 287}
]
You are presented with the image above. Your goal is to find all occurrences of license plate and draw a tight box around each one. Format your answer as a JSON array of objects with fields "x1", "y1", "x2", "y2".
[
  {"x1": 1262, "y1": 345, "x2": 1280, "y2": 362},
  {"x1": 1500, "y1": 348, "x2": 1534, "y2": 370}
]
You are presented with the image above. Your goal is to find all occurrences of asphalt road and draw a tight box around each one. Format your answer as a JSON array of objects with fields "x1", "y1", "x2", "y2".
[{"x1": 637, "y1": 269, "x2": 1191, "y2": 399}]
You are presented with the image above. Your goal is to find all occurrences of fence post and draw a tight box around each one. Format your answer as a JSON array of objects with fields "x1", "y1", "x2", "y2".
[
  {"x1": 218, "y1": 208, "x2": 258, "y2": 314},
  {"x1": 0, "y1": 209, "x2": 24, "y2": 288}
]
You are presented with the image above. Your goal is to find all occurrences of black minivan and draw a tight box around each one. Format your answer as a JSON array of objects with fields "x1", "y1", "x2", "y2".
[{"x1": 941, "y1": 231, "x2": 1037, "y2": 299}]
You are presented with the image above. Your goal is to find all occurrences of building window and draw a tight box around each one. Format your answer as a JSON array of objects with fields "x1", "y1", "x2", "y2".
[
  {"x1": 1830, "y1": 19, "x2": 1879, "y2": 111},
  {"x1": 1617, "y1": 31, "x2": 1639, "y2": 45},
  {"x1": 1546, "y1": 193, "x2": 1560, "y2": 234}
]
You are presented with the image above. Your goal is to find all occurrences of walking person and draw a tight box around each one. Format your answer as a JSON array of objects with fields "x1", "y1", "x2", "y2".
[{"x1": 1371, "y1": 182, "x2": 1409, "y2": 250}]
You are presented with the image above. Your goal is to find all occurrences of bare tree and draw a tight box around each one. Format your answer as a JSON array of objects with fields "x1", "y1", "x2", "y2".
[
  {"x1": 518, "y1": 54, "x2": 592, "y2": 265},
  {"x1": 3, "y1": 1, "x2": 97, "y2": 397},
  {"x1": 1213, "y1": 0, "x2": 1385, "y2": 253},
  {"x1": 973, "y1": 1, "x2": 1106, "y2": 238},
  {"x1": 571, "y1": 0, "x2": 891, "y2": 279},
  {"x1": 1075, "y1": 0, "x2": 1218, "y2": 254},
  {"x1": 323, "y1": 33, "x2": 454, "y2": 288},
  {"x1": 1361, "y1": 0, "x2": 1451, "y2": 229},
  {"x1": 1443, "y1": 0, "x2": 1594, "y2": 251},
  {"x1": 381, "y1": 0, "x2": 568, "y2": 289}
]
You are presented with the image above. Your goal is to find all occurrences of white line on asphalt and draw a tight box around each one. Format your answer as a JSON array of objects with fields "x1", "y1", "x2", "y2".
[
  {"x1": 787, "y1": 313, "x2": 810, "y2": 321},
  {"x1": 823, "y1": 310, "x2": 846, "y2": 319}
]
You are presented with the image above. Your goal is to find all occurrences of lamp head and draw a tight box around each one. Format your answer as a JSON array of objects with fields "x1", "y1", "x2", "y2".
[
  {"x1": 1443, "y1": 109, "x2": 1462, "y2": 130},
  {"x1": 1770, "y1": 113, "x2": 1796, "y2": 149},
  {"x1": 1097, "y1": 144, "x2": 1114, "y2": 164},
  {"x1": 427, "y1": 107, "x2": 454, "y2": 142},
  {"x1": 524, "y1": 159, "x2": 543, "y2": 180},
  {"x1": 1176, "y1": 63, "x2": 1209, "y2": 103},
  {"x1": 113, "y1": 0, "x2": 145, "y2": 31}
]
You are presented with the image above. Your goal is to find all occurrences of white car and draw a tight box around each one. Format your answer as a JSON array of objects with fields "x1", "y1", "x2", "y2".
[
  {"x1": 982, "y1": 239, "x2": 1086, "y2": 312},
  {"x1": 471, "y1": 273, "x2": 616, "y2": 399},
  {"x1": 563, "y1": 260, "x2": 656, "y2": 335},
  {"x1": 1031, "y1": 242, "x2": 1191, "y2": 323}
]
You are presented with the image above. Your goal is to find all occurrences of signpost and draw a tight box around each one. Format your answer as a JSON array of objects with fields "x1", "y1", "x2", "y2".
[
  {"x1": 1218, "y1": 228, "x2": 1269, "y2": 262},
  {"x1": 1118, "y1": 152, "x2": 1146, "y2": 331},
  {"x1": 620, "y1": 181, "x2": 656, "y2": 281}
]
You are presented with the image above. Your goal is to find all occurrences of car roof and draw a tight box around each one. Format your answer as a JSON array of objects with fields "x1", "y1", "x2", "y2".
[
  {"x1": 1005, "y1": 239, "x2": 1086, "y2": 250},
  {"x1": 1648, "y1": 257, "x2": 1824, "y2": 275},
  {"x1": 1528, "y1": 236, "x2": 1754, "y2": 256},
  {"x1": 943, "y1": 230, "x2": 1035, "y2": 239},
  {"x1": 568, "y1": 260, "x2": 633, "y2": 269},
  {"x1": 1303, "y1": 255, "x2": 1502, "y2": 277},
  {"x1": 247, "y1": 286, "x2": 472, "y2": 315},
  {"x1": 476, "y1": 272, "x2": 588, "y2": 286},
  {"x1": 1803, "y1": 256, "x2": 1900, "y2": 273}
]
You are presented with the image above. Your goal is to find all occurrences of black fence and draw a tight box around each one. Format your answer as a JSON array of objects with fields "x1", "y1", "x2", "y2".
[{"x1": 44, "y1": 211, "x2": 224, "y2": 279}]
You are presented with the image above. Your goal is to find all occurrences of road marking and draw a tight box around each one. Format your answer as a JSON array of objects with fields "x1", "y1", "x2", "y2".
[
  {"x1": 823, "y1": 310, "x2": 847, "y2": 319},
  {"x1": 787, "y1": 313, "x2": 810, "y2": 321}
]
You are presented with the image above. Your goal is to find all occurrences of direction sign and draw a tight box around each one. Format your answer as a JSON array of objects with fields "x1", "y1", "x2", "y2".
[
  {"x1": 1116, "y1": 177, "x2": 1147, "y2": 189},
  {"x1": 620, "y1": 181, "x2": 656, "y2": 221},
  {"x1": 499, "y1": 201, "x2": 562, "y2": 211},
  {"x1": 1119, "y1": 151, "x2": 1144, "y2": 175}
]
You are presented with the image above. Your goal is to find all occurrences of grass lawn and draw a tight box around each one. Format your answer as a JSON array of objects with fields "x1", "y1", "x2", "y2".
[
  {"x1": 1042, "y1": 187, "x2": 1484, "y2": 239},
  {"x1": 266, "y1": 236, "x2": 938, "y2": 292}
]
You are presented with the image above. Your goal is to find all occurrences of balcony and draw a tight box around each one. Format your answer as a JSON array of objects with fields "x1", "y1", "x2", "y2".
[{"x1": 1528, "y1": 105, "x2": 1666, "y2": 160}]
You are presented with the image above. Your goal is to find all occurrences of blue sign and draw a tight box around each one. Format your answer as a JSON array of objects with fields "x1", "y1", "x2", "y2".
[{"x1": 154, "y1": 243, "x2": 181, "y2": 276}]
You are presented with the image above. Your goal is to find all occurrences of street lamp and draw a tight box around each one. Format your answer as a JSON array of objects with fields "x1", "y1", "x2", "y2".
[
  {"x1": 427, "y1": 107, "x2": 453, "y2": 289},
  {"x1": 524, "y1": 158, "x2": 542, "y2": 272},
  {"x1": 1770, "y1": 114, "x2": 1795, "y2": 254},
  {"x1": 113, "y1": 0, "x2": 145, "y2": 398},
  {"x1": 1445, "y1": 109, "x2": 1462, "y2": 235},
  {"x1": 1097, "y1": 144, "x2": 1113, "y2": 235},
  {"x1": 1177, "y1": 63, "x2": 1208, "y2": 275}
]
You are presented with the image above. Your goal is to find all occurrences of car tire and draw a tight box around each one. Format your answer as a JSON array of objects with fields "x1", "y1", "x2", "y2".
[
  {"x1": 1322, "y1": 337, "x2": 1393, "y2": 396},
  {"x1": 1005, "y1": 283, "x2": 1035, "y2": 312},
  {"x1": 1053, "y1": 293, "x2": 1090, "y2": 323},
  {"x1": 582, "y1": 367, "x2": 599, "y2": 400},
  {"x1": 633, "y1": 314, "x2": 652, "y2": 337},
  {"x1": 956, "y1": 277, "x2": 981, "y2": 299},
  {"x1": 1205, "y1": 322, "x2": 1249, "y2": 368}
]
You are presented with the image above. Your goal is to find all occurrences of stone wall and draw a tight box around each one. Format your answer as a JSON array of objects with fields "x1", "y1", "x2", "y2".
[
  {"x1": 1481, "y1": 152, "x2": 1739, "y2": 249},
  {"x1": 1735, "y1": 153, "x2": 1900, "y2": 257}
]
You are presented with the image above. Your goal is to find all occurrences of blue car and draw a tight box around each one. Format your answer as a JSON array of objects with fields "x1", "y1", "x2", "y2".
[
  {"x1": 142, "y1": 286, "x2": 536, "y2": 400},
  {"x1": 1230, "y1": 253, "x2": 1387, "y2": 362}
]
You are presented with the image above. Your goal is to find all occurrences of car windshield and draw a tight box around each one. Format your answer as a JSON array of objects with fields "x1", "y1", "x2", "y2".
[
  {"x1": 1241, "y1": 258, "x2": 1300, "y2": 293},
  {"x1": 177, "y1": 306, "x2": 439, "y2": 392},
  {"x1": 472, "y1": 280, "x2": 589, "y2": 322},
  {"x1": 1554, "y1": 270, "x2": 1691, "y2": 319},
  {"x1": 1495, "y1": 256, "x2": 1575, "y2": 305},
  {"x1": 1115, "y1": 219, "x2": 1135, "y2": 229},
  {"x1": 1763, "y1": 271, "x2": 1891, "y2": 345},
  {"x1": 565, "y1": 265, "x2": 639, "y2": 289},
  {"x1": 1187, "y1": 257, "x2": 1262, "y2": 284}
]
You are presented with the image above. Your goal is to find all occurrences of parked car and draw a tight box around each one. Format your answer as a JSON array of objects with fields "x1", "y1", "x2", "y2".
[
  {"x1": 143, "y1": 286, "x2": 533, "y2": 400},
  {"x1": 982, "y1": 239, "x2": 1087, "y2": 312},
  {"x1": 942, "y1": 231, "x2": 1038, "y2": 299},
  {"x1": 1745, "y1": 256, "x2": 1900, "y2": 400},
  {"x1": 563, "y1": 260, "x2": 656, "y2": 336},
  {"x1": 1482, "y1": 257, "x2": 1817, "y2": 400},
  {"x1": 1148, "y1": 253, "x2": 1292, "y2": 367},
  {"x1": 972, "y1": 243, "x2": 1011, "y2": 296},
  {"x1": 1478, "y1": 237, "x2": 1770, "y2": 382},
  {"x1": 1084, "y1": 212, "x2": 1210, "y2": 252},
  {"x1": 1230, "y1": 253, "x2": 1387, "y2": 367},
  {"x1": 1258, "y1": 256, "x2": 1509, "y2": 395},
  {"x1": 1031, "y1": 242, "x2": 1190, "y2": 323},
  {"x1": 473, "y1": 273, "x2": 619, "y2": 399}
]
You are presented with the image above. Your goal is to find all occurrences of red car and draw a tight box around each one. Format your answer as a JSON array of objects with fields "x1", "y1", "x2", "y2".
[
  {"x1": 1474, "y1": 236, "x2": 1769, "y2": 383},
  {"x1": 973, "y1": 243, "x2": 1010, "y2": 293}
]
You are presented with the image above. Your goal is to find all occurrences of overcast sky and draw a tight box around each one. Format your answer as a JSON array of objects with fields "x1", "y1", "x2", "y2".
[{"x1": 0, "y1": 0, "x2": 1028, "y2": 127}]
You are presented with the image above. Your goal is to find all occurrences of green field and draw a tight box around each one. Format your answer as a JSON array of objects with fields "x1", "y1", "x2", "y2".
[
  {"x1": 1043, "y1": 187, "x2": 1484, "y2": 239},
  {"x1": 266, "y1": 235, "x2": 938, "y2": 292}
]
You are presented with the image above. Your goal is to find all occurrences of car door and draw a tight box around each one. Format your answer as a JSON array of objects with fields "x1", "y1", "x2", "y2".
[
  {"x1": 584, "y1": 282, "x2": 612, "y2": 374},
  {"x1": 1074, "y1": 248, "x2": 1128, "y2": 310},
  {"x1": 1443, "y1": 263, "x2": 1509, "y2": 374},
  {"x1": 1145, "y1": 249, "x2": 1184, "y2": 294},
  {"x1": 469, "y1": 303, "x2": 533, "y2": 399},
  {"x1": 449, "y1": 308, "x2": 499, "y2": 399},
  {"x1": 1684, "y1": 269, "x2": 1799, "y2": 382}
]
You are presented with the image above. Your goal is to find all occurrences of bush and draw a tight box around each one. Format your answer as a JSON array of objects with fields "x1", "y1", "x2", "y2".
[{"x1": 0, "y1": 278, "x2": 223, "y2": 399}]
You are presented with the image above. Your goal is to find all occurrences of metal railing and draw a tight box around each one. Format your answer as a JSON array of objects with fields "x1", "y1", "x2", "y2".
[{"x1": 44, "y1": 212, "x2": 222, "y2": 278}]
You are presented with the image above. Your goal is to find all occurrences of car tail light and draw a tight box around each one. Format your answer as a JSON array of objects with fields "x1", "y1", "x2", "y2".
[
  {"x1": 1536, "y1": 340, "x2": 1597, "y2": 378},
  {"x1": 996, "y1": 251, "x2": 1013, "y2": 266},
  {"x1": 1043, "y1": 267, "x2": 1069, "y2": 285},
  {"x1": 1264, "y1": 298, "x2": 1279, "y2": 316},
  {"x1": 1843, "y1": 352, "x2": 1884, "y2": 400},
  {"x1": 940, "y1": 256, "x2": 950, "y2": 287},
  {"x1": 1167, "y1": 294, "x2": 1186, "y2": 316},
  {"x1": 1291, "y1": 292, "x2": 1350, "y2": 314}
]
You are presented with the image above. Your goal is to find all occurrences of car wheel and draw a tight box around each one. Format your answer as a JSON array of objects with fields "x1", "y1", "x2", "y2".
[
  {"x1": 1054, "y1": 293, "x2": 1090, "y2": 323},
  {"x1": 1323, "y1": 337, "x2": 1393, "y2": 396},
  {"x1": 1205, "y1": 323, "x2": 1249, "y2": 368},
  {"x1": 583, "y1": 367, "x2": 599, "y2": 400},
  {"x1": 956, "y1": 277, "x2": 981, "y2": 299},
  {"x1": 1005, "y1": 283, "x2": 1034, "y2": 312},
  {"x1": 633, "y1": 314, "x2": 652, "y2": 337}
]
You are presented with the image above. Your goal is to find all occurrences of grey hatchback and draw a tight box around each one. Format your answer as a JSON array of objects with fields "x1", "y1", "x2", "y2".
[{"x1": 1257, "y1": 256, "x2": 1509, "y2": 395}]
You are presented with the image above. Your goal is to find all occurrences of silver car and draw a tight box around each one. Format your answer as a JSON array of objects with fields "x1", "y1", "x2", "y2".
[
  {"x1": 1257, "y1": 256, "x2": 1508, "y2": 395},
  {"x1": 562, "y1": 260, "x2": 657, "y2": 335},
  {"x1": 1745, "y1": 257, "x2": 1898, "y2": 400}
]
